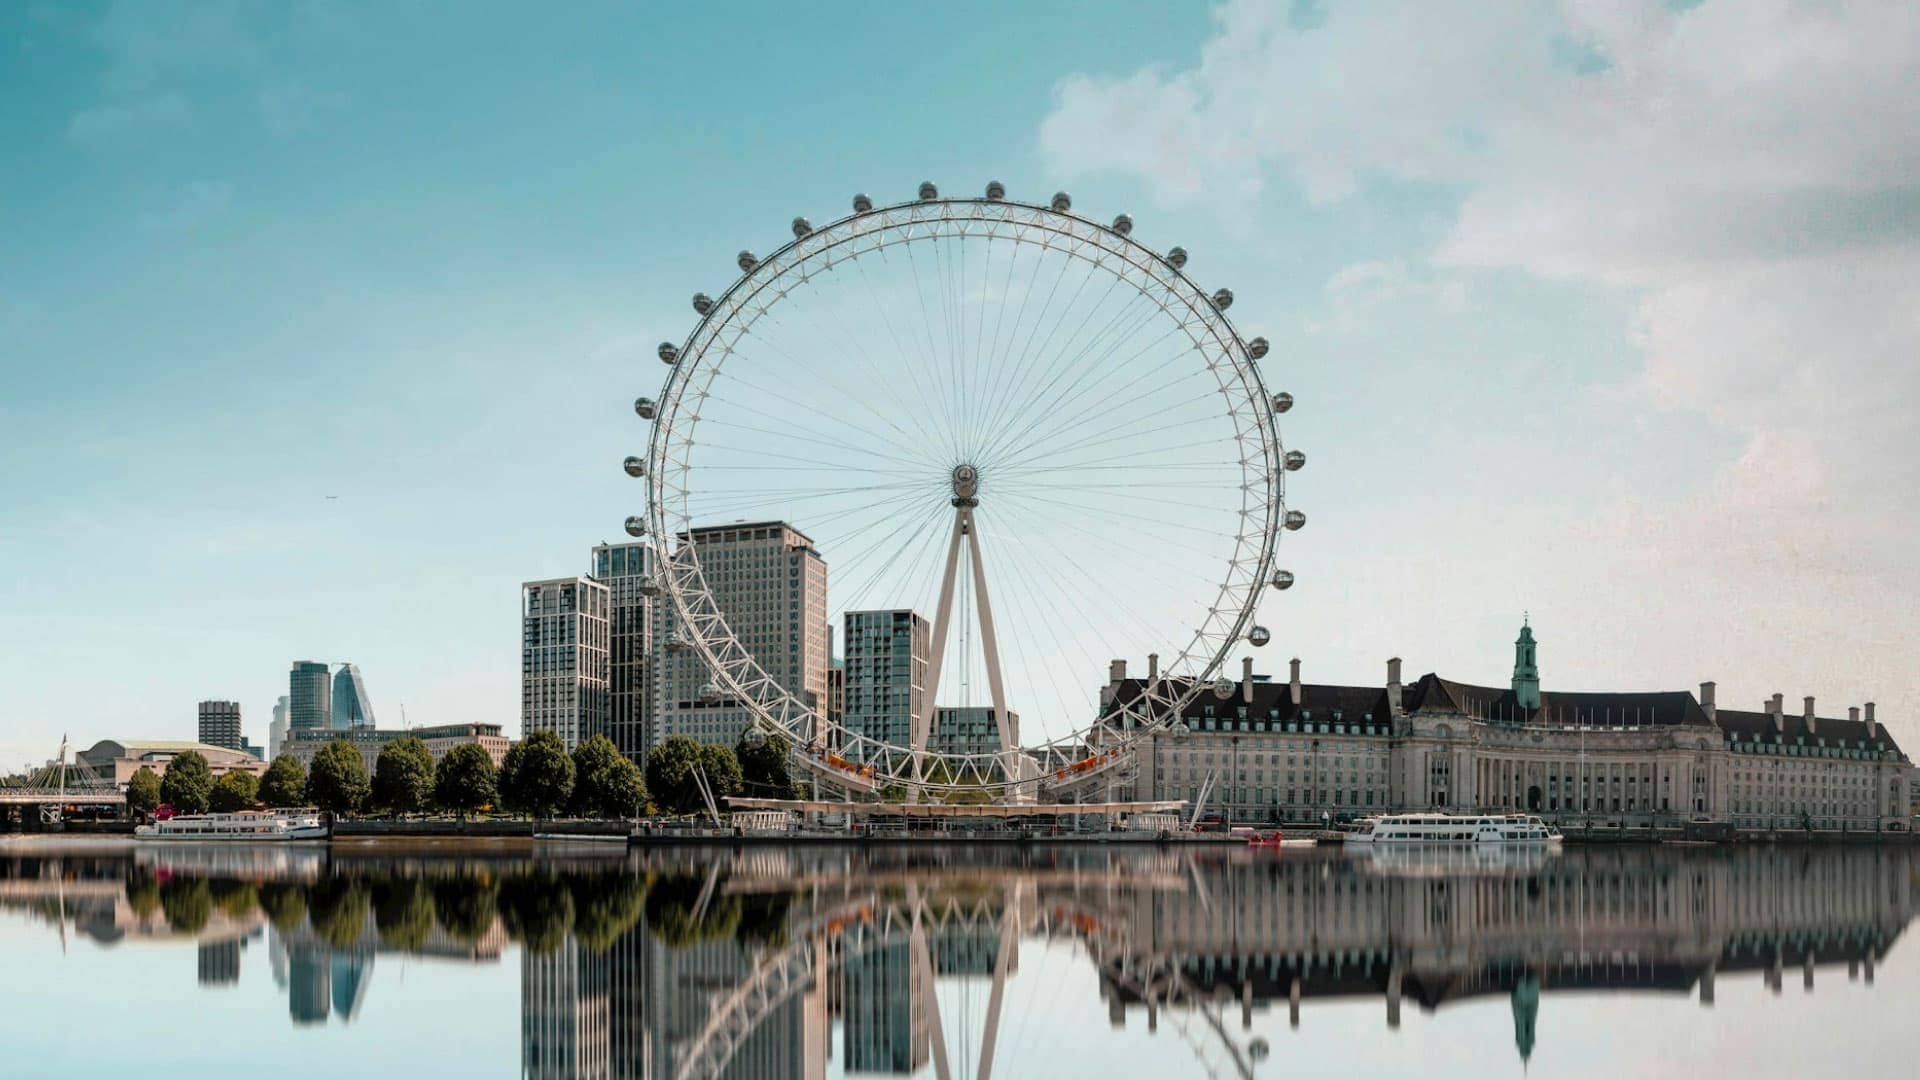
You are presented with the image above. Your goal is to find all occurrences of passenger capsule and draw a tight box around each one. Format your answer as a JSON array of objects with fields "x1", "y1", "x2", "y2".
[
  {"x1": 791, "y1": 216, "x2": 812, "y2": 238},
  {"x1": 633, "y1": 397, "x2": 656, "y2": 419},
  {"x1": 1250, "y1": 1039, "x2": 1271, "y2": 1062},
  {"x1": 1166, "y1": 246, "x2": 1188, "y2": 270},
  {"x1": 624, "y1": 515, "x2": 647, "y2": 538},
  {"x1": 658, "y1": 342, "x2": 679, "y2": 364},
  {"x1": 691, "y1": 293, "x2": 713, "y2": 315},
  {"x1": 1212, "y1": 288, "x2": 1234, "y2": 311},
  {"x1": 1284, "y1": 509, "x2": 1307, "y2": 531},
  {"x1": 1284, "y1": 449, "x2": 1306, "y2": 471},
  {"x1": 638, "y1": 576, "x2": 659, "y2": 597},
  {"x1": 1270, "y1": 570, "x2": 1295, "y2": 591},
  {"x1": 1111, "y1": 213, "x2": 1133, "y2": 236},
  {"x1": 699, "y1": 681, "x2": 722, "y2": 704},
  {"x1": 918, "y1": 181, "x2": 939, "y2": 201},
  {"x1": 1172, "y1": 721, "x2": 1192, "y2": 738},
  {"x1": 1272, "y1": 392, "x2": 1294, "y2": 414},
  {"x1": 852, "y1": 193, "x2": 874, "y2": 213},
  {"x1": 1212, "y1": 678, "x2": 1236, "y2": 700},
  {"x1": 1248, "y1": 625, "x2": 1272, "y2": 647},
  {"x1": 622, "y1": 456, "x2": 646, "y2": 478},
  {"x1": 1050, "y1": 191, "x2": 1072, "y2": 212},
  {"x1": 737, "y1": 251, "x2": 758, "y2": 272},
  {"x1": 1247, "y1": 336, "x2": 1270, "y2": 359},
  {"x1": 743, "y1": 726, "x2": 768, "y2": 749},
  {"x1": 984, "y1": 180, "x2": 1006, "y2": 201}
]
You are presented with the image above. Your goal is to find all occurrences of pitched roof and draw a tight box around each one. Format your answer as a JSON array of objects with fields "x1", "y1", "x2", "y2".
[
  {"x1": 1102, "y1": 677, "x2": 1393, "y2": 726},
  {"x1": 1715, "y1": 708, "x2": 1903, "y2": 757},
  {"x1": 1404, "y1": 674, "x2": 1713, "y2": 728}
]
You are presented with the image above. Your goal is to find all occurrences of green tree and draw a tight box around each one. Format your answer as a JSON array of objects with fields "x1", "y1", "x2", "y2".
[
  {"x1": 735, "y1": 732, "x2": 796, "y2": 800},
  {"x1": 125, "y1": 766, "x2": 162, "y2": 817},
  {"x1": 159, "y1": 752, "x2": 214, "y2": 815},
  {"x1": 571, "y1": 734, "x2": 648, "y2": 818},
  {"x1": 207, "y1": 769, "x2": 259, "y2": 813},
  {"x1": 372, "y1": 735, "x2": 435, "y2": 815},
  {"x1": 700, "y1": 743, "x2": 743, "y2": 801},
  {"x1": 433, "y1": 743, "x2": 498, "y2": 818},
  {"x1": 499, "y1": 731, "x2": 575, "y2": 818},
  {"x1": 645, "y1": 736, "x2": 706, "y2": 816},
  {"x1": 307, "y1": 740, "x2": 371, "y2": 815},
  {"x1": 258, "y1": 755, "x2": 309, "y2": 807}
]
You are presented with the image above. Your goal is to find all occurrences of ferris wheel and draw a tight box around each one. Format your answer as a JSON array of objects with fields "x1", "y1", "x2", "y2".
[{"x1": 625, "y1": 181, "x2": 1304, "y2": 799}]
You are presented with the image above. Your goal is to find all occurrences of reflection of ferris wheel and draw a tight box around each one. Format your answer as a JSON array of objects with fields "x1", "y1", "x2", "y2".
[{"x1": 626, "y1": 182, "x2": 1305, "y2": 798}]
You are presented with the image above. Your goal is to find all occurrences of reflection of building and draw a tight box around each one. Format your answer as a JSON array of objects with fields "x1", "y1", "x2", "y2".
[
  {"x1": 842, "y1": 938, "x2": 928, "y2": 1074},
  {"x1": 524, "y1": 944, "x2": 612, "y2": 1080},
  {"x1": 283, "y1": 722, "x2": 510, "y2": 773},
  {"x1": 197, "y1": 700, "x2": 242, "y2": 752},
  {"x1": 198, "y1": 938, "x2": 242, "y2": 986},
  {"x1": 522, "y1": 576, "x2": 610, "y2": 752},
  {"x1": 289, "y1": 661, "x2": 332, "y2": 732},
  {"x1": 331, "y1": 663, "x2": 377, "y2": 730},
  {"x1": 653, "y1": 522, "x2": 829, "y2": 749},
  {"x1": 593, "y1": 541, "x2": 656, "y2": 765},
  {"x1": 1109, "y1": 620, "x2": 1913, "y2": 828},
  {"x1": 843, "y1": 610, "x2": 928, "y2": 754}
]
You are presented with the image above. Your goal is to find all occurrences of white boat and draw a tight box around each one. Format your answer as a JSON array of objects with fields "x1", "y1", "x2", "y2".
[
  {"x1": 1343, "y1": 812, "x2": 1561, "y2": 845},
  {"x1": 135, "y1": 810, "x2": 329, "y2": 842}
]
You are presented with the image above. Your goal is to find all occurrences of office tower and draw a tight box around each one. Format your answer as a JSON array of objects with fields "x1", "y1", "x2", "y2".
[
  {"x1": 592, "y1": 542, "x2": 655, "y2": 764},
  {"x1": 269, "y1": 695, "x2": 291, "y2": 760},
  {"x1": 331, "y1": 663, "x2": 377, "y2": 730},
  {"x1": 932, "y1": 706, "x2": 1018, "y2": 758},
  {"x1": 652, "y1": 521, "x2": 829, "y2": 748},
  {"x1": 289, "y1": 661, "x2": 332, "y2": 732},
  {"x1": 522, "y1": 576, "x2": 610, "y2": 751},
  {"x1": 842, "y1": 610, "x2": 929, "y2": 753},
  {"x1": 197, "y1": 700, "x2": 243, "y2": 751}
]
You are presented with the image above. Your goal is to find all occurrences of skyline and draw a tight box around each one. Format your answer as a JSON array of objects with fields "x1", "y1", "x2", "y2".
[{"x1": 5, "y1": 1, "x2": 1916, "y2": 768}]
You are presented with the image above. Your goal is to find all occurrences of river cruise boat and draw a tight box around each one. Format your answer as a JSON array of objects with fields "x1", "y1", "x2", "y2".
[
  {"x1": 1343, "y1": 813, "x2": 1561, "y2": 845},
  {"x1": 135, "y1": 810, "x2": 329, "y2": 842}
]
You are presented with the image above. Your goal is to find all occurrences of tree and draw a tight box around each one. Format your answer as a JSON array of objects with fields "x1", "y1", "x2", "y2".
[
  {"x1": 307, "y1": 740, "x2": 371, "y2": 815},
  {"x1": 433, "y1": 743, "x2": 498, "y2": 818},
  {"x1": 700, "y1": 743, "x2": 743, "y2": 802},
  {"x1": 735, "y1": 732, "x2": 796, "y2": 800},
  {"x1": 159, "y1": 751, "x2": 214, "y2": 815},
  {"x1": 259, "y1": 755, "x2": 309, "y2": 807},
  {"x1": 499, "y1": 731, "x2": 575, "y2": 818},
  {"x1": 207, "y1": 770, "x2": 259, "y2": 813},
  {"x1": 125, "y1": 766, "x2": 162, "y2": 817},
  {"x1": 372, "y1": 735, "x2": 435, "y2": 815},
  {"x1": 571, "y1": 734, "x2": 648, "y2": 818},
  {"x1": 645, "y1": 736, "x2": 706, "y2": 816}
]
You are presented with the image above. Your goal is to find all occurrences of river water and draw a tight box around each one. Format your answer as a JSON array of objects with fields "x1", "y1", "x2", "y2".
[{"x1": 0, "y1": 838, "x2": 1914, "y2": 1078}]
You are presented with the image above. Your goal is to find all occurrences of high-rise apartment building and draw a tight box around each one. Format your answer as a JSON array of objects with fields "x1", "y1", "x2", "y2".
[
  {"x1": 591, "y1": 542, "x2": 655, "y2": 765},
  {"x1": 269, "y1": 695, "x2": 291, "y2": 760},
  {"x1": 842, "y1": 610, "x2": 929, "y2": 754},
  {"x1": 289, "y1": 662, "x2": 331, "y2": 732},
  {"x1": 197, "y1": 700, "x2": 243, "y2": 751},
  {"x1": 522, "y1": 576, "x2": 610, "y2": 751},
  {"x1": 932, "y1": 706, "x2": 1019, "y2": 759},
  {"x1": 652, "y1": 522, "x2": 829, "y2": 748},
  {"x1": 330, "y1": 664, "x2": 376, "y2": 730}
]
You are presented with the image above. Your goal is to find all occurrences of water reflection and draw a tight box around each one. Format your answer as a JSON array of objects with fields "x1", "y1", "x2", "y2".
[{"x1": 2, "y1": 841, "x2": 1915, "y2": 1078}]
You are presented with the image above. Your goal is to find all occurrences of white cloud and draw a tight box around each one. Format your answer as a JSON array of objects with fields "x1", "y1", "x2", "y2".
[{"x1": 65, "y1": 92, "x2": 191, "y2": 145}]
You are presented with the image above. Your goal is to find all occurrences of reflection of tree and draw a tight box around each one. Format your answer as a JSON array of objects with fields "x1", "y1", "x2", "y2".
[
  {"x1": 737, "y1": 891, "x2": 794, "y2": 948},
  {"x1": 645, "y1": 873, "x2": 741, "y2": 948},
  {"x1": 372, "y1": 876, "x2": 435, "y2": 952},
  {"x1": 498, "y1": 872, "x2": 575, "y2": 954},
  {"x1": 568, "y1": 873, "x2": 647, "y2": 952},
  {"x1": 257, "y1": 882, "x2": 308, "y2": 932},
  {"x1": 306, "y1": 877, "x2": 372, "y2": 950},
  {"x1": 209, "y1": 878, "x2": 258, "y2": 919},
  {"x1": 159, "y1": 879, "x2": 213, "y2": 934},
  {"x1": 429, "y1": 875, "x2": 498, "y2": 945},
  {"x1": 125, "y1": 875, "x2": 161, "y2": 919}
]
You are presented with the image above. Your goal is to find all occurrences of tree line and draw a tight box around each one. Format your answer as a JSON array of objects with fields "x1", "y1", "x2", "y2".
[{"x1": 123, "y1": 730, "x2": 799, "y2": 819}]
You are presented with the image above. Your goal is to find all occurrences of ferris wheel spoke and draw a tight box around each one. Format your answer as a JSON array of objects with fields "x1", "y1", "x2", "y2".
[
  {"x1": 972, "y1": 262, "x2": 1131, "y2": 455},
  {"x1": 971, "y1": 249, "x2": 1101, "y2": 456},
  {"x1": 858, "y1": 249, "x2": 963, "y2": 462},
  {"x1": 997, "y1": 385, "x2": 1227, "y2": 475},
  {"x1": 702, "y1": 382, "x2": 940, "y2": 472},
  {"x1": 987, "y1": 338, "x2": 1204, "y2": 467}
]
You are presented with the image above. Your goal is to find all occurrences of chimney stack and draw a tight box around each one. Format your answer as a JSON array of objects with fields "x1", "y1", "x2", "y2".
[
  {"x1": 1699, "y1": 681, "x2": 1717, "y2": 724},
  {"x1": 1387, "y1": 657, "x2": 1404, "y2": 716},
  {"x1": 1147, "y1": 653, "x2": 1159, "y2": 685},
  {"x1": 1109, "y1": 659, "x2": 1127, "y2": 686},
  {"x1": 1849, "y1": 706, "x2": 1860, "y2": 726},
  {"x1": 1242, "y1": 657, "x2": 1255, "y2": 704},
  {"x1": 1289, "y1": 658, "x2": 1302, "y2": 706},
  {"x1": 1804, "y1": 696, "x2": 1817, "y2": 735},
  {"x1": 1866, "y1": 702, "x2": 1879, "y2": 743}
]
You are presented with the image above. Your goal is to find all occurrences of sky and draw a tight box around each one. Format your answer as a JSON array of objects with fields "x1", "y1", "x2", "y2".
[{"x1": 2, "y1": 0, "x2": 1916, "y2": 769}]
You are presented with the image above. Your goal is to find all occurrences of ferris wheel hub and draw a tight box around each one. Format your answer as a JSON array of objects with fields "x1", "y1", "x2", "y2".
[{"x1": 950, "y1": 463, "x2": 980, "y2": 507}]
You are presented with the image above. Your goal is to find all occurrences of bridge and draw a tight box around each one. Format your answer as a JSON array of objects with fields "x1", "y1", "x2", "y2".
[{"x1": 0, "y1": 738, "x2": 124, "y2": 814}]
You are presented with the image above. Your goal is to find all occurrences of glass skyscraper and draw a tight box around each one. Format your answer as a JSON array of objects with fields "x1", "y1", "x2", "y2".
[
  {"x1": 289, "y1": 661, "x2": 332, "y2": 732},
  {"x1": 331, "y1": 663, "x2": 376, "y2": 730}
]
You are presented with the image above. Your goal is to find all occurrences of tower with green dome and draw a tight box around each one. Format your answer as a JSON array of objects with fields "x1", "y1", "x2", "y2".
[{"x1": 1512, "y1": 616, "x2": 1541, "y2": 711}]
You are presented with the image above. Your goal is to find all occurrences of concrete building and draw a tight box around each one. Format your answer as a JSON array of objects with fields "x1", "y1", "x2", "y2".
[
  {"x1": 197, "y1": 700, "x2": 242, "y2": 752},
  {"x1": 283, "y1": 722, "x2": 510, "y2": 774},
  {"x1": 842, "y1": 610, "x2": 929, "y2": 755},
  {"x1": 523, "y1": 576, "x2": 610, "y2": 751},
  {"x1": 331, "y1": 664, "x2": 376, "y2": 730},
  {"x1": 932, "y1": 706, "x2": 1018, "y2": 759},
  {"x1": 78, "y1": 740, "x2": 269, "y2": 787},
  {"x1": 289, "y1": 661, "x2": 331, "y2": 732},
  {"x1": 269, "y1": 695, "x2": 291, "y2": 760},
  {"x1": 592, "y1": 541, "x2": 655, "y2": 765},
  {"x1": 1106, "y1": 620, "x2": 1912, "y2": 829},
  {"x1": 652, "y1": 521, "x2": 829, "y2": 749}
]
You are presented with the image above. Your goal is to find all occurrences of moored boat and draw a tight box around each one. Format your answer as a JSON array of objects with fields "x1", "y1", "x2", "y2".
[
  {"x1": 134, "y1": 809, "x2": 329, "y2": 842},
  {"x1": 1343, "y1": 812, "x2": 1561, "y2": 845}
]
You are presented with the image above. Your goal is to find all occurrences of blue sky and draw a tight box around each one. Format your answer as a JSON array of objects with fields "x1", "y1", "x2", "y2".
[{"x1": 3, "y1": 1, "x2": 1916, "y2": 767}]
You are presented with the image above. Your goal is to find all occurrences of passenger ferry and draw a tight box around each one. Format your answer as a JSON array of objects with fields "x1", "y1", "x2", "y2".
[
  {"x1": 1343, "y1": 813, "x2": 1561, "y2": 845},
  {"x1": 134, "y1": 810, "x2": 329, "y2": 842}
]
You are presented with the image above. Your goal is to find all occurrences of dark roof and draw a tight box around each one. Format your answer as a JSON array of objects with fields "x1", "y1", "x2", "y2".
[
  {"x1": 1404, "y1": 674, "x2": 1713, "y2": 728},
  {"x1": 1101, "y1": 676, "x2": 1393, "y2": 727},
  {"x1": 1715, "y1": 708, "x2": 1903, "y2": 756}
]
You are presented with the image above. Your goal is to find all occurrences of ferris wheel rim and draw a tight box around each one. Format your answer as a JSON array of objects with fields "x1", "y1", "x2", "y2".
[{"x1": 638, "y1": 191, "x2": 1293, "y2": 795}]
